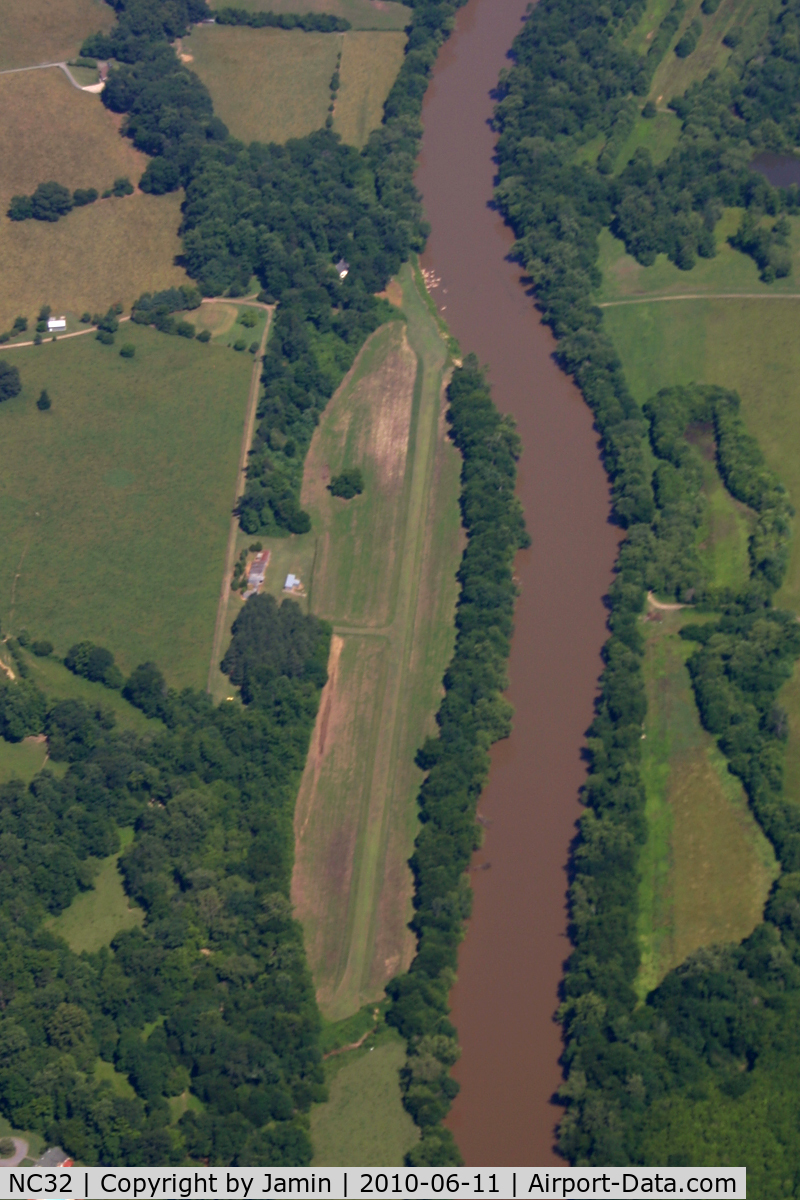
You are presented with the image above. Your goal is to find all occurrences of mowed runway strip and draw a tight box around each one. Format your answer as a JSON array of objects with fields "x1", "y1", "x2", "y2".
[{"x1": 292, "y1": 264, "x2": 463, "y2": 1019}]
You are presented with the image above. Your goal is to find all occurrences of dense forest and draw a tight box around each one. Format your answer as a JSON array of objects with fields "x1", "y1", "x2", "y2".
[{"x1": 492, "y1": 0, "x2": 800, "y2": 1186}]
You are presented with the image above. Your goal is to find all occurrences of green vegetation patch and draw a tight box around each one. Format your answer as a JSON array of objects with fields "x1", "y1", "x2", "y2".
[
  {"x1": 0, "y1": 0, "x2": 115, "y2": 71},
  {"x1": 186, "y1": 25, "x2": 340, "y2": 144},
  {"x1": 48, "y1": 827, "x2": 144, "y2": 954},
  {"x1": 334, "y1": 31, "x2": 407, "y2": 147},
  {"x1": 291, "y1": 265, "x2": 463, "y2": 1020},
  {"x1": 311, "y1": 1030, "x2": 418, "y2": 1166},
  {"x1": 637, "y1": 612, "x2": 778, "y2": 995},
  {"x1": 0, "y1": 324, "x2": 252, "y2": 688},
  {"x1": 0, "y1": 735, "x2": 48, "y2": 784},
  {"x1": 210, "y1": 0, "x2": 412, "y2": 30},
  {"x1": 645, "y1": 0, "x2": 752, "y2": 106}
]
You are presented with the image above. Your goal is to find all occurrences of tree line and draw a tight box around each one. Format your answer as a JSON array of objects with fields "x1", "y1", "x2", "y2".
[{"x1": 493, "y1": 0, "x2": 800, "y2": 1184}]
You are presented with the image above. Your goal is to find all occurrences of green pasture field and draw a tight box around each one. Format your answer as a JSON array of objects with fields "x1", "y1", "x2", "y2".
[
  {"x1": 612, "y1": 111, "x2": 682, "y2": 171},
  {"x1": 186, "y1": 25, "x2": 339, "y2": 144},
  {"x1": 334, "y1": 31, "x2": 406, "y2": 147},
  {"x1": 0, "y1": 0, "x2": 115, "y2": 71},
  {"x1": 637, "y1": 611, "x2": 778, "y2": 996},
  {"x1": 209, "y1": 0, "x2": 412, "y2": 31},
  {"x1": 311, "y1": 1028, "x2": 418, "y2": 1166},
  {"x1": 279, "y1": 262, "x2": 462, "y2": 1021},
  {"x1": 0, "y1": 324, "x2": 252, "y2": 689},
  {"x1": 48, "y1": 829, "x2": 144, "y2": 954}
]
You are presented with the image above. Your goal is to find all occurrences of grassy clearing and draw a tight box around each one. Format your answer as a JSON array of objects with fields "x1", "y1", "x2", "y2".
[
  {"x1": 0, "y1": 69, "x2": 147, "y2": 205},
  {"x1": 0, "y1": 736, "x2": 48, "y2": 784},
  {"x1": 48, "y1": 828, "x2": 144, "y2": 954},
  {"x1": 11, "y1": 651, "x2": 160, "y2": 736},
  {"x1": 0, "y1": 0, "x2": 115, "y2": 70},
  {"x1": 186, "y1": 25, "x2": 339, "y2": 145},
  {"x1": 637, "y1": 611, "x2": 778, "y2": 995},
  {"x1": 625, "y1": 0, "x2": 675, "y2": 55},
  {"x1": 646, "y1": 0, "x2": 751, "y2": 106},
  {"x1": 596, "y1": 210, "x2": 800, "y2": 304},
  {"x1": 290, "y1": 262, "x2": 462, "y2": 1020},
  {"x1": 613, "y1": 111, "x2": 682, "y2": 171},
  {"x1": 311, "y1": 1028, "x2": 418, "y2": 1166},
  {"x1": 209, "y1": 0, "x2": 412, "y2": 31},
  {"x1": 334, "y1": 31, "x2": 406, "y2": 147},
  {"x1": 0, "y1": 324, "x2": 252, "y2": 689},
  {"x1": 94, "y1": 1059, "x2": 137, "y2": 1099}
]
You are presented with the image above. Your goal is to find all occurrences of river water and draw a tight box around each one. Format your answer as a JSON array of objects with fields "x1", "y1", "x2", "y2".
[{"x1": 415, "y1": 0, "x2": 622, "y2": 1166}]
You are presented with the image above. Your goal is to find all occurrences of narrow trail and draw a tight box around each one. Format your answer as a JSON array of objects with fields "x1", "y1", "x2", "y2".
[
  {"x1": 647, "y1": 591, "x2": 686, "y2": 611},
  {"x1": 207, "y1": 306, "x2": 274, "y2": 694},
  {"x1": 599, "y1": 291, "x2": 800, "y2": 307}
]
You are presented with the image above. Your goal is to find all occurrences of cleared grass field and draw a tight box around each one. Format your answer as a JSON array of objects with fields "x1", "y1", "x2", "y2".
[
  {"x1": 0, "y1": 0, "x2": 114, "y2": 70},
  {"x1": 0, "y1": 68, "x2": 188, "y2": 329},
  {"x1": 637, "y1": 611, "x2": 778, "y2": 995},
  {"x1": 8, "y1": 650, "x2": 161, "y2": 736},
  {"x1": 209, "y1": 0, "x2": 412, "y2": 31},
  {"x1": 0, "y1": 324, "x2": 252, "y2": 689},
  {"x1": 0, "y1": 69, "x2": 146, "y2": 204},
  {"x1": 288, "y1": 263, "x2": 462, "y2": 1020},
  {"x1": 48, "y1": 828, "x2": 144, "y2": 954},
  {"x1": 186, "y1": 25, "x2": 339, "y2": 144},
  {"x1": 311, "y1": 1030, "x2": 418, "y2": 1166},
  {"x1": 334, "y1": 32, "x2": 406, "y2": 147},
  {"x1": 0, "y1": 192, "x2": 187, "y2": 333}
]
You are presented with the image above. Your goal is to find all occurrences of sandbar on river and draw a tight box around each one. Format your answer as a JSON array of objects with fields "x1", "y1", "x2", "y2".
[{"x1": 416, "y1": 0, "x2": 622, "y2": 1165}]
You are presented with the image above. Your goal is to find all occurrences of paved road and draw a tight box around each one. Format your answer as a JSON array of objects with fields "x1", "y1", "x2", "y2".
[{"x1": 0, "y1": 60, "x2": 102, "y2": 91}]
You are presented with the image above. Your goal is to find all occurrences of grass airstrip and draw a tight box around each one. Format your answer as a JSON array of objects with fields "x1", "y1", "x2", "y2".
[
  {"x1": 0, "y1": 323, "x2": 253, "y2": 689},
  {"x1": 290, "y1": 263, "x2": 462, "y2": 1022}
]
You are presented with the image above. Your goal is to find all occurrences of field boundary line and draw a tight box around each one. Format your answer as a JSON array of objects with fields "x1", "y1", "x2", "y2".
[
  {"x1": 207, "y1": 304, "x2": 274, "y2": 692},
  {"x1": 599, "y1": 291, "x2": 800, "y2": 307}
]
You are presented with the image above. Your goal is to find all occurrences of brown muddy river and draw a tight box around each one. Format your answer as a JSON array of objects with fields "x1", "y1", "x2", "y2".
[{"x1": 415, "y1": 0, "x2": 622, "y2": 1165}]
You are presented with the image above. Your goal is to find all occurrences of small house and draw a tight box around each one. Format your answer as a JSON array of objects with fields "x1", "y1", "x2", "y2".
[
  {"x1": 335, "y1": 258, "x2": 349, "y2": 280},
  {"x1": 36, "y1": 1148, "x2": 73, "y2": 1168},
  {"x1": 284, "y1": 573, "x2": 299, "y2": 591},
  {"x1": 47, "y1": 317, "x2": 67, "y2": 332},
  {"x1": 243, "y1": 549, "x2": 271, "y2": 597}
]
